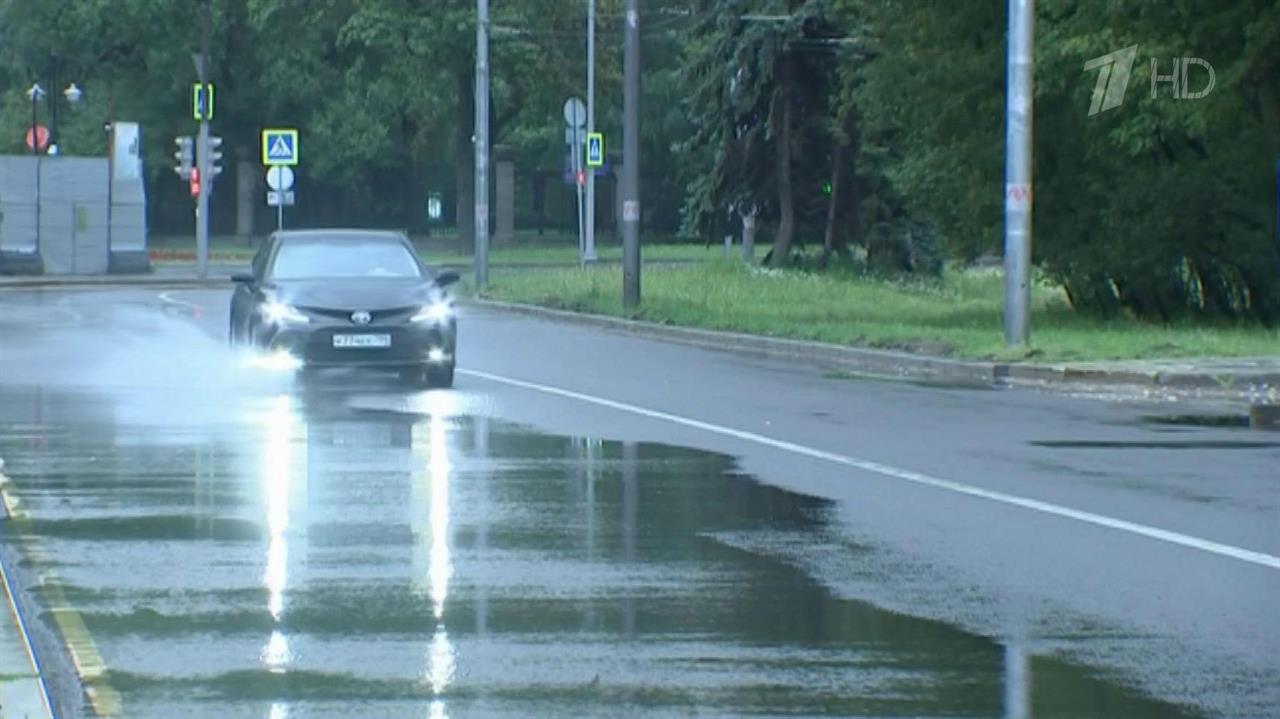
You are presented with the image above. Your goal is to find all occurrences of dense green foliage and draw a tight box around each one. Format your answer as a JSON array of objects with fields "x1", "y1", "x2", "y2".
[
  {"x1": 1, "y1": 0, "x2": 1276, "y2": 320},
  {"x1": 848, "y1": 0, "x2": 1280, "y2": 320}
]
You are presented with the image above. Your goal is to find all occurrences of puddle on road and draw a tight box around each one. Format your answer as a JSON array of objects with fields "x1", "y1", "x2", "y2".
[
  {"x1": 1030, "y1": 439, "x2": 1279, "y2": 450},
  {"x1": 0, "y1": 383, "x2": 1207, "y2": 719},
  {"x1": 1139, "y1": 413, "x2": 1251, "y2": 429}
]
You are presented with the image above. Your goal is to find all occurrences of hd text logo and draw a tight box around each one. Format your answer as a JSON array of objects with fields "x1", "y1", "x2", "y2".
[{"x1": 1082, "y1": 45, "x2": 1215, "y2": 116}]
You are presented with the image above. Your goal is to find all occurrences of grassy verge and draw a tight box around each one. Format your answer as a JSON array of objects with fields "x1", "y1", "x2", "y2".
[
  {"x1": 472, "y1": 261, "x2": 1280, "y2": 363},
  {"x1": 438, "y1": 243, "x2": 719, "y2": 264}
]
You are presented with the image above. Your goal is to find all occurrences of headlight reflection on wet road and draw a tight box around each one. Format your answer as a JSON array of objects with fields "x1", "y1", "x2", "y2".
[
  {"x1": 259, "y1": 394, "x2": 300, "y2": 686},
  {"x1": 415, "y1": 408, "x2": 456, "y2": 717}
]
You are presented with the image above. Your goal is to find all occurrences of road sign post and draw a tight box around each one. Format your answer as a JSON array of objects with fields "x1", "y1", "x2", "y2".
[
  {"x1": 266, "y1": 166, "x2": 295, "y2": 231},
  {"x1": 564, "y1": 97, "x2": 587, "y2": 263},
  {"x1": 262, "y1": 129, "x2": 300, "y2": 233},
  {"x1": 584, "y1": 0, "x2": 598, "y2": 264}
]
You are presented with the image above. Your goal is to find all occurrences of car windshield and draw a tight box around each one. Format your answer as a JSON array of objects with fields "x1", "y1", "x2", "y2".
[{"x1": 270, "y1": 238, "x2": 421, "y2": 279}]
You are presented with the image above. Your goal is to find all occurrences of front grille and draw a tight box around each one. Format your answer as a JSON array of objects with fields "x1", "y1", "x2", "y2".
[{"x1": 299, "y1": 306, "x2": 418, "y2": 323}]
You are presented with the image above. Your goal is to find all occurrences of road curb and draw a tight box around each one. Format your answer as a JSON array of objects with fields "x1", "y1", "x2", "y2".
[
  {"x1": 0, "y1": 464, "x2": 122, "y2": 717},
  {"x1": 465, "y1": 298, "x2": 1001, "y2": 386},
  {"x1": 0, "y1": 464, "x2": 58, "y2": 719},
  {"x1": 463, "y1": 298, "x2": 1280, "y2": 403}
]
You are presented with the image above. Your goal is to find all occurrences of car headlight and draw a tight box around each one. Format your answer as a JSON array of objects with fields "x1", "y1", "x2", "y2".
[
  {"x1": 261, "y1": 301, "x2": 310, "y2": 325},
  {"x1": 411, "y1": 301, "x2": 453, "y2": 324}
]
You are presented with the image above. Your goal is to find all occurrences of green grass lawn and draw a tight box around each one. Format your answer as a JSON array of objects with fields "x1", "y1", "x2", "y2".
[
  {"x1": 436, "y1": 243, "x2": 719, "y2": 264},
  {"x1": 472, "y1": 261, "x2": 1280, "y2": 363}
]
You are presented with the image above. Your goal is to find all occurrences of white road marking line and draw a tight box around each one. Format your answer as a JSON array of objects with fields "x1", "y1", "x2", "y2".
[
  {"x1": 157, "y1": 290, "x2": 204, "y2": 312},
  {"x1": 459, "y1": 368, "x2": 1280, "y2": 571}
]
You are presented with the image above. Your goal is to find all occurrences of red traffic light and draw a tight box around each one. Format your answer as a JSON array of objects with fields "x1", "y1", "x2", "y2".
[
  {"x1": 576, "y1": 170, "x2": 586, "y2": 186},
  {"x1": 189, "y1": 167, "x2": 201, "y2": 198}
]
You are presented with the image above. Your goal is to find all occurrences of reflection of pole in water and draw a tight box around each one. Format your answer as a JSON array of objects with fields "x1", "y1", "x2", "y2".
[
  {"x1": 1003, "y1": 642, "x2": 1030, "y2": 719},
  {"x1": 621, "y1": 441, "x2": 638, "y2": 639},
  {"x1": 474, "y1": 416, "x2": 489, "y2": 636},
  {"x1": 424, "y1": 414, "x2": 455, "y2": 714},
  {"x1": 585, "y1": 438, "x2": 597, "y2": 562}
]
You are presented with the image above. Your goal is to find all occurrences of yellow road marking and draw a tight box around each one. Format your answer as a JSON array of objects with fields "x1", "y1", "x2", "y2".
[{"x1": 1, "y1": 473, "x2": 122, "y2": 717}]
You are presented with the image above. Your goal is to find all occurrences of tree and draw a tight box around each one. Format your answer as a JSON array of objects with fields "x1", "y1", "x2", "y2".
[
  {"x1": 847, "y1": 0, "x2": 1278, "y2": 318},
  {"x1": 680, "y1": 0, "x2": 843, "y2": 267}
]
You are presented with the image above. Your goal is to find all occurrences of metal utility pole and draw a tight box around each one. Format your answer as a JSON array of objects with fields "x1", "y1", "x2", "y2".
[
  {"x1": 583, "y1": 0, "x2": 598, "y2": 263},
  {"x1": 193, "y1": 5, "x2": 212, "y2": 280},
  {"x1": 1002, "y1": 0, "x2": 1034, "y2": 346},
  {"x1": 572, "y1": 114, "x2": 585, "y2": 258},
  {"x1": 621, "y1": 0, "x2": 641, "y2": 307},
  {"x1": 474, "y1": 0, "x2": 491, "y2": 288}
]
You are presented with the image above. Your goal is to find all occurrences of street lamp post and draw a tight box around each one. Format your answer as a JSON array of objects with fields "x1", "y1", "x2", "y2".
[
  {"x1": 474, "y1": 0, "x2": 491, "y2": 288},
  {"x1": 26, "y1": 83, "x2": 45, "y2": 155},
  {"x1": 621, "y1": 0, "x2": 641, "y2": 307},
  {"x1": 25, "y1": 80, "x2": 83, "y2": 155},
  {"x1": 53, "y1": 83, "x2": 84, "y2": 156},
  {"x1": 25, "y1": 76, "x2": 82, "y2": 258}
]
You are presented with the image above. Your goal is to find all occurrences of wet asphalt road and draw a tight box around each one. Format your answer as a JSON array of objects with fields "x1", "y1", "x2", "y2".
[{"x1": 0, "y1": 286, "x2": 1276, "y2": 718}]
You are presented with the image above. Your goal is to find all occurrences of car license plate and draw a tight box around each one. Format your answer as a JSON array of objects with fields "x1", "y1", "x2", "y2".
[{"x1": 333, "y1": 333, "x2": 391, "y2": 349}]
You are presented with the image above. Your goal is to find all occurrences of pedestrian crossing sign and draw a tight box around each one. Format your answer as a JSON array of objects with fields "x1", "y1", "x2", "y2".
[
  {"x1": 192, "y1": 83, "x2": 214, "y2": 121},
  {"x1": 586, "y1": 132, "x2": 604, "y2": 167},
  {"x1": 261, "y1": 128, "x2": 299, "y2": 166}
]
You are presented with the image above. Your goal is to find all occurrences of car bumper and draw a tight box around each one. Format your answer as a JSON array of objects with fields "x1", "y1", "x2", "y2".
[{"x1": 262, "y1": 322, "x2": 455, "y2": 368}]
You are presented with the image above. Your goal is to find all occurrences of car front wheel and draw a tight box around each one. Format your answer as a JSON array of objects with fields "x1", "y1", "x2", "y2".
[
  {"x1": 426, "y1": 361, "x2": 455, "y2": 389},
  {"x1": 402, "y1": 362, "x2": 454, "y2": 389}
]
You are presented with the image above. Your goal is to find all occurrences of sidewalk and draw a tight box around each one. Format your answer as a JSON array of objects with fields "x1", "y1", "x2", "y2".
[{"x1": 0, "y1": 460, "x2": 54, "y2": 719}]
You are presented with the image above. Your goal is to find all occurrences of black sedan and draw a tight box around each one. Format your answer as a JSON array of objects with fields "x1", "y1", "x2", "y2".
[{"x1": 229, "y1": 229, "x2": 460, "y2": 387}]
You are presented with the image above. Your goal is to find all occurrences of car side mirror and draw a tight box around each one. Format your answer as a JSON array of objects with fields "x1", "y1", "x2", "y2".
[
  {"x1": 434, "y1": 270, "x2": 461, "y2": 288},
  {"x1": 231, "y1": 272, "x2": 255, "y2": 285}
]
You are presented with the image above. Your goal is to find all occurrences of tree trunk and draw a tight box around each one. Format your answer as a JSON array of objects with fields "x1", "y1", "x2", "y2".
[
  {"x1": 455, "y1": 68, "x2": 475, "y2": 253},
  {"x1": 235, "y1": 154, "x2": 255, "y2": 242},
  {"x1": 770, "y1": 55, "x2": 795, "y2": 268},
  {"x1": 821, "y1": 142, "x2": 846, "y2": 266},
  {"x1": 403, "y1": 114, "x2": 422, "y2": 236}
]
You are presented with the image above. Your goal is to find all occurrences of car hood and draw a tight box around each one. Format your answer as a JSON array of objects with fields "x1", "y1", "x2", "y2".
[{"x1": 267, "y1": 278, "x2": 441, "y2": 311}]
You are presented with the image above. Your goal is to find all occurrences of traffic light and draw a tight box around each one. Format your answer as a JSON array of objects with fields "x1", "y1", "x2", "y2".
[
  {"x1": 208, "y1": 136, "x2": 224, "y2": 177},
  {"x1": 173, "y1": 136, "x2": 194, "y2": 179},
  {"x1": 189, "y1": 167, "x2": 201, "y2": 198}
]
